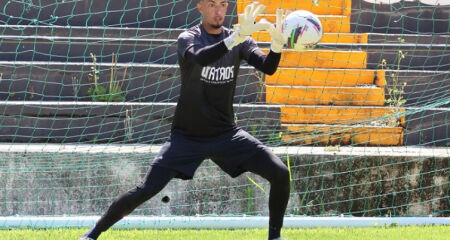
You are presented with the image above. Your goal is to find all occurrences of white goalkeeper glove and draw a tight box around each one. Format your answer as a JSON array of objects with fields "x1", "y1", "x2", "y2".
[
  {"x1": 267, "y1": 8, "x2": 288, "y2": 53},
  {"x1": 224, "y1": 2, "x2": 271, "y2": 50}
]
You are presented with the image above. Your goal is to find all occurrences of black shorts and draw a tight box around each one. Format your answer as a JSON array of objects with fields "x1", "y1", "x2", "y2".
[{"x1": 151, "y1": 127, "x2": 270, "y2": 180}]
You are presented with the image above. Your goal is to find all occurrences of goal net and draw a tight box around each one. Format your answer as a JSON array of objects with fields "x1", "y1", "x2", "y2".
[{"x1": 0, "y1": 0, "x2": 448, "y2": 229}]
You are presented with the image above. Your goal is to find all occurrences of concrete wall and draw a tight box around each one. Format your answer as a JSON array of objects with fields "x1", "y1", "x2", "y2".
[
  {"x1": 0, "y1": 150, "x2": 448, "y2": 217},
  {"x1": 0, "y1": 152, "x2": 450, "y2": 216}
]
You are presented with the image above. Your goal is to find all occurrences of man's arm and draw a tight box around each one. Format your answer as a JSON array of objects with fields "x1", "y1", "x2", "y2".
[
  {"x1": 244, "y1": 8, "x2": 287, "y2": 76},
  {"x1": 247, "y1": 49, "x2": 281, "y2": 76},
  {"x1": 184, "y1": 41, "x2": 229, "y2": 67}
]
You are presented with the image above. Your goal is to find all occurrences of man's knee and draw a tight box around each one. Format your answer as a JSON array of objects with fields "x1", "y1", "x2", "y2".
[
  {"x1": 136, "y1": 182, "x2": 164, "y2": 198},
  {"x1": 265, "y1": 156, "x2": 290, "y2": 186},
  {"x1": 274, "y1": 165, "x2": 290, "y2": 185},
  {"x1": 136, "y1": 165, "x2": 175, "y2": 197}
]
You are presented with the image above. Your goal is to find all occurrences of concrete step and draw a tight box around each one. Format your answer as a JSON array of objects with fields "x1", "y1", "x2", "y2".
[
  {"x1": 2, "y1": 143, "x2": 447, "y2": 157},
  {"x1": 1, "y1": 0, "x2": 448, "y2": 34},
  {"x1": 265, "y1": 68, "x2": 385, "y2": 87},
  {"x1": 0, "y1": 0, "x2": 206, "y2": 29},
  {"x1": 0, "y1": 101, "x2": 447, "y2": 146},
  {"x1": 0, "y1": 26, "x2": 183, "y2": 40},
  {"x1": 2, "y1": 36, "x2": 366, "y2": 67},
  {"x1": 0, "y1": 101, "x2": 281, "y2": 144},
  {"x1": 237, "y1": 0, "x2": 351, "y2": 16},
  {"x1": 367, "y1": 33, "x2": 450, "y2": 45},
  {"x1": 266, "y1": 85, "x2": 385, "y2": 106},
  {"x1": 2, "y1": 26, "x2": 446, "y2": 45},
  {"x1": 0, "y1": 62, "x2": 262, "y2": 103},
  {"x1": 280, "y1": 105, "x2": 405, "y2": 126},
  {"x1": 262, "y1": 49, "x2": 367, "y2": 69},
  {"x1": 366, "y1": 48, "x2": 450, "y2": 70},
  {"x1": 0, "y1": 27, "x2": 448, "y2": 70},
  {"x1": 281, "y1": 124, "x2": 404, "y2": 146},
  {"x1": 257, "y1": 14, "x2": 350, "y2": 33},
  {"x1": 352, "y1": 0, "x2": 449, "y2": 34},
  {"x1": 0, "y1": 35, "x2": 178, "y2": 64},
  {"x1": 0, "y1": 61, "x2": 447, "y2": 107}
]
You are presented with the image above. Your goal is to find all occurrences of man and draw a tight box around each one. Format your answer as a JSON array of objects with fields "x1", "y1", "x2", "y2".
[{"x1": 80, "y1": 1, "x2": 290, "y2": 239}]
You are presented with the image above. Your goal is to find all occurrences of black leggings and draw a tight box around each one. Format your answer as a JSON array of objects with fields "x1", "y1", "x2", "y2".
[{"x1": 88, "y1": 151, "x2": 290, "y2": 238}]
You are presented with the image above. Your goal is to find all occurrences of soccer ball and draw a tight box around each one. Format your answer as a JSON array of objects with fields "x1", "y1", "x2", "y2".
[{"x1": 282, "y1": 10, "x2": 323, "y2": 51}]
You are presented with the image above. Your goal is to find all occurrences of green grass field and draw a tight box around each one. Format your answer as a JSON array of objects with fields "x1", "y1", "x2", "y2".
[{"x1": 1, "y1": 226, "x2": 449, "y2": 240}]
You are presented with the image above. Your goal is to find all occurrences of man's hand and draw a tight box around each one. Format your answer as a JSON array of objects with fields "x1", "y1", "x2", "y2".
[
  {"x1": 224, "y1": 2, "x2": 270, "y2": 50},
  {"x1": 267, "y1": 8, "x2": 288, "y2": 53},
  {"x1": 238, "y1": 2, "x2": 271, "y2": 36}
]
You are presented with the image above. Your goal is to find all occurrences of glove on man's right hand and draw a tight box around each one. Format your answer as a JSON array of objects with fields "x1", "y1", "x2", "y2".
[{"x1": 224, "y1": 2, "x2": 271, "y2": 50}]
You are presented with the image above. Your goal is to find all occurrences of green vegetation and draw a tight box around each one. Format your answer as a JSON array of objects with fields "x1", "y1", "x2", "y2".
[
  {"x1": 1, "y1": 225, "x2": 449, "y2": 240},
  {"x1": 380, "y1": 48, "x2": 407, "y2": 127},
  {"x1": 87, "y1": 53, "x2": 126, "y2": 102}
]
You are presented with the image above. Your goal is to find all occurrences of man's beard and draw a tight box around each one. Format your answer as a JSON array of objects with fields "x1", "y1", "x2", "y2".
[{"x1": 210, "y1": 23, "x2": 222, "y2": 29}]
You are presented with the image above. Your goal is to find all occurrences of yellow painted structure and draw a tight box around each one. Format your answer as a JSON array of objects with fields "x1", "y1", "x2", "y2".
[
  {"x1": 256, "y1": 14, "x2": 350, "y2": 33},
  {"x1": 266, "y1": 86, "x2": 385, "y2": 106},
  {"x1": 280, "y1": 106, "x2": 405, "y2": 126},
  {"x1": 252, "y1": 32, "x2": 368, "y2": 44},
  {"x1": 262, "y1": 49, "x2": 367, "y2": 69},
  {"x1": 236, "y1": 0, "x2": 404, "y2": 146},
  {"x1": 237, "y1": 0, "x2": 351, "y2": 16},
  {"x1": 281, "y1": 124, "x2": 404, "y2": 146},
  {"x1": 265, "y1": 68, "x2": 385, "y2": 87},
  {"x1": 239, "y1": 0, "x2": 352, "y2": 33}
]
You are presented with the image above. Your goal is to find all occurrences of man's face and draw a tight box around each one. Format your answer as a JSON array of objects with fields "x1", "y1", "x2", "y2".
[{"x1": 197, "y1": 0, "x2": 229, "y2": 29}]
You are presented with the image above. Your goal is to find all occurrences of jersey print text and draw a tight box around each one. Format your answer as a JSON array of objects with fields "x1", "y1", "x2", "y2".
[{"x1": 200, "y1": 66, "x2": 234, "y2": 84}]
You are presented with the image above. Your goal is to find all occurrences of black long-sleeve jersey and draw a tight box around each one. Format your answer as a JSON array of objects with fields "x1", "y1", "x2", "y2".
[{"x1": 173, "y1": 24, "x2": 281, "y2": 138}]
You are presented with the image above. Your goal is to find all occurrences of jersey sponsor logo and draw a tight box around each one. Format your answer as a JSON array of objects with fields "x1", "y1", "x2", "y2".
[{"x1": 200, "y1": 66, "x2": 235, "y2": 84}]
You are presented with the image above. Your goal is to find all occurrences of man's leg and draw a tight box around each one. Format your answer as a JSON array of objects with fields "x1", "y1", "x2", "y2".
[
  {"x1": 240, "y1": 148, "x2": 290, "y2": 240},
  {"x1": 81, "y1": 165, "x2": 177, "y2": 240}
]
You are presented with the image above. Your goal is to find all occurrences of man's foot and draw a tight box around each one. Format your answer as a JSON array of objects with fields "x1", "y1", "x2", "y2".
[
  {"x1": 78, "y1": 237, "x2": 95, "y2": 240},
  {"x1": 270, "y1": 238, "x2": 286, "y2": 240}
]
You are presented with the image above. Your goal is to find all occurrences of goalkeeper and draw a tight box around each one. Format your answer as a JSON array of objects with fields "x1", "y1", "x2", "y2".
[{"x1": 80, "y1": 1, "x2": 289, "y2": 240}]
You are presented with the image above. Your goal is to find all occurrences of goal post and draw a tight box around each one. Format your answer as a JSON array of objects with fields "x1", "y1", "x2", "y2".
[{"x1": 0, "y1": 0, "x2": 449, "y2": 229}]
